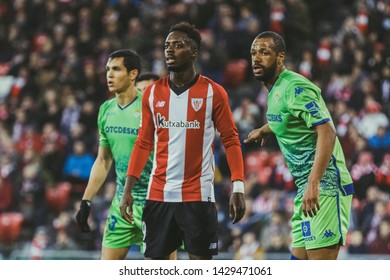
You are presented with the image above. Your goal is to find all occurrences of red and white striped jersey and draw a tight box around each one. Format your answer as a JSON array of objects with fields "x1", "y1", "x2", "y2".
[{"x1": 127, "y1": 75, "x2": 244, "y2": 202}]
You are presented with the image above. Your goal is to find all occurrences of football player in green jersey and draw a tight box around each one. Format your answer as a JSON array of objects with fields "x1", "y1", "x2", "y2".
[
  {"x1": 244, "y1": 31, "x2": 354, "y2": 260},
  {"x1": 75, "y1": 49, "x2": 153, "y2": 259}
]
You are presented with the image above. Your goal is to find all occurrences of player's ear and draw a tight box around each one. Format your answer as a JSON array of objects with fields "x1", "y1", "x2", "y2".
[
  {"x1": 277, "y1": 52, "x2": 285, "y2": 66},
  {"x1": 191, "y1": 48, "x2": 198, "y2": 59},
  {"x1": 130, "y1": 69, "x2": 139, "y2": 81}
]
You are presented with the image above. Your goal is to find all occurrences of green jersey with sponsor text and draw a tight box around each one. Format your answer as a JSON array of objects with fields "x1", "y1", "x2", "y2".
[
  {"x1": 98, "y1": 92, "x2": 152, "y2": 205},
  {"x1": 266, "y1": 69, "x2": 353, "y2": 197}
]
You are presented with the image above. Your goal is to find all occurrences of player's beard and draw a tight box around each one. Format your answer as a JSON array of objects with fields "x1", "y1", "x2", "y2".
[{"x1": 255, "y1": 60, "x2": 278, "y2": 83}]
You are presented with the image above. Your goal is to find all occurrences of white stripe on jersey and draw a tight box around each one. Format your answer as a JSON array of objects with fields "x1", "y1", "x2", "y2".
[
  {"x1": 147, "y1": 84, "x2": 157, "y2": 199},
  {"x1": 163, "y1": 89, "x2": 189, "y2": 201}
]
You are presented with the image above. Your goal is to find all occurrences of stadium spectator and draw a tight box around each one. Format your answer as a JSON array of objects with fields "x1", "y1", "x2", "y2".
[{"x1": 62, "y1": 140, "x2": 95, "y2": 185}]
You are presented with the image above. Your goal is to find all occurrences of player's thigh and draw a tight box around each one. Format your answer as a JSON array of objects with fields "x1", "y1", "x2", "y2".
[
  {"x1": 142, "y1": 201, "x2": 181, "y2": 258},
  {"x1": 102, "y1": 198, "x2": 143, "y2": 250},
  {"x1": 307, "y1": 244, "x2": 340, "y2": 260},
  {"x1": 176, "y1": 201, "x2": 218, "y2": 258},
  {"x1": 101, "y1": 246, "x2": 130, "y2": 260},
  {"x1": 291, "y1": 247, "x2": 308, "y2": 260}
]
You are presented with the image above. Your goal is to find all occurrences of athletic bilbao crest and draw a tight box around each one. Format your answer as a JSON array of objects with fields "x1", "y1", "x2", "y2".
[{"x1": 191, "y1": 98, "x2": 203, "y2": 111}]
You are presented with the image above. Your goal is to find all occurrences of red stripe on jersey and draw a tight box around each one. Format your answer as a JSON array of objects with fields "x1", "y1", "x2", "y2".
[{"x1": 181, "y1": 77, "x2": 209, "y2": 201}]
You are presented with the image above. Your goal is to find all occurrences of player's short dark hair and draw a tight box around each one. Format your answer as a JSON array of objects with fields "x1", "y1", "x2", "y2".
[
  {"x1": 136, "y1": 72, "x2": 160, "y2": 83},
  {"x1": 108, "y1": 49, "x2": 141, "y2": 77},
  {"x1": 169, "y1": 21, "x2": 201, "y2": 51},
  {"x1": 255, "y1": 31, "x2": 286, "y2": 54}
]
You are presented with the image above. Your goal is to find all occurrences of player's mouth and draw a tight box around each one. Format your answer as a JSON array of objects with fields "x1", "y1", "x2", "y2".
[
  {"x1": 107, "y1": 81, "x2": 114, "y2": 88},
  {"x1": 166, "y1": 56, "x2": 176, "y2": 65},
  {"x1": 252, "y1": 64, "x2": 264, "y2": 75}
]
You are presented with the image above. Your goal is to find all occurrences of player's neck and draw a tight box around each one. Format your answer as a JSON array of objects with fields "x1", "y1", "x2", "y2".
[
  {"x1": 265, "y1": 67, "x2": 285, "y2": 91},
  {"x1": 169, "y1": 67, "x2": 196, "y2": 87},
  {"x1": 115, "y1": 87, "x2": 137, "y2": 107}
]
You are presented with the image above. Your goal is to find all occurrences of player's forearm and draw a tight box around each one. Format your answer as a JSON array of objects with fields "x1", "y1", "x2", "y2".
[
  {"x1": 225, "y1": 144, "x2": 245, "y2": 182},
  {"x1": 124, "y1": 176, "x2": 138, "y2": 194},
  {"x1": 83, "y1": 158, "x2": 113, "y2": 200},
  {"x1": 308, "y1": 123, "x2": 336, "y2": 184},
  {"x1": 126, "y1": 142, "x2": 152, "y2": 178},
  {"x1": 262, "y1": 123, "x2": 272, "y2": 134}
]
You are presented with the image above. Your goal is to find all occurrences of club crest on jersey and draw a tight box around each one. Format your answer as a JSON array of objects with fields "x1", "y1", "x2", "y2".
[
  {"x1": 273, "y1": 92, "x2": 281, "y2": 102},
  {"x1": 134, "y1": 109, "x2": 141, "y2": 118},
  {"x1": 191, "y1": 98, "x2": 203, "y2": 111}
]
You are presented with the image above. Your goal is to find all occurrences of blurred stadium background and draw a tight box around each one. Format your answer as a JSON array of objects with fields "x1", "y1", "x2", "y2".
[{"x1": 0, "y1": 0, "x2": 389, "y2": 260}]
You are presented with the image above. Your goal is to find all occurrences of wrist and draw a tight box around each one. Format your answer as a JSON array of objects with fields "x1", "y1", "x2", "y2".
[
  {"x1": 82, "y1": 200, "x2": 91, "y2": 206},
  {"x1": 233, "y1": 181, "x2": 244, "y2": 193}
]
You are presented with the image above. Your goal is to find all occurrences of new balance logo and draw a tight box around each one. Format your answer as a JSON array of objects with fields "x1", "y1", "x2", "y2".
[
  {"x1": 156, "y1": 101, "x2": 165, "y2": 107},
  {"x1": 322, "y1": 230, "x2": 336, "y2": 239},
  {"x1": 209, "y1": 243, "x2": 217, "y2": 250}
]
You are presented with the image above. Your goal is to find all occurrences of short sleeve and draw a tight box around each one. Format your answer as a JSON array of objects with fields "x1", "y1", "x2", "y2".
[
  {"x1": 285, "y1": 83, "x2": 330, "y2": 128},
  {"x1": 97, "y1": 104, "x2": 109, "y2": 147}
]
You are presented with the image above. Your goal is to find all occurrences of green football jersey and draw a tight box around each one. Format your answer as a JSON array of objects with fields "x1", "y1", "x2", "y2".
[
  {"x1": 97, "y1": 92, "x2": 153, "y2": 205},
  {"x1": 266, "y1": 69, "x2": 353, "y2": 197}
]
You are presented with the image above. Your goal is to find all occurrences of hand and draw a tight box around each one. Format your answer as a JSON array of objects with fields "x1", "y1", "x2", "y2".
[
  {"x1": 229, "y1": 193, "x2": 246, "y2": 224},
  {"x1": 120, "y1": 191, "x2": 134, "y2": 223},
  {"x1": 302, "y1": 180, "x2": 320, "y2": 217},
  {"x1": 76, "y1": 200, "x2": 91, "y2": 233},
  {"x1": 243, "y1": 124, "x2": 272, "y2": 146}
]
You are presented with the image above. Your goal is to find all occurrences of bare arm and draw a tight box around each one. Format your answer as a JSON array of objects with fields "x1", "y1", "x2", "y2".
[
  {"x1": 243, "y1": 123, "x2": 273, "y2": 146},
  {"x1": 82, "y1": 146, "x2": 113, "y2": 201},
  {"x1": 120, "y1": 176, "x2": 138, "y2": 223},
  {"x1": 302, "y1": 122, "x2": 336, "y2": 217}
]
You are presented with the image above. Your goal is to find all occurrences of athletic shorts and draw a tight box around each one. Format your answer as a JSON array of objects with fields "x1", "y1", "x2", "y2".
[
  {"x1": 142, "y1": 200, "x2": 218, "y2": 258},
  {"x1": 102, "y1": 196, "x2": 144, "y2": 250},
  {"x1": 291, "y1": 191, "x2": 352, "y2": 250}
]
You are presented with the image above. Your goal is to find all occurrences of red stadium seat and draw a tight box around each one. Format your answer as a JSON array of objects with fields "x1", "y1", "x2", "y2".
[
  {"x1": 0, "y1": 212, "x2": 24, "y2": 243},
  {"x1": 245, "y1": 150, "x2": 271, "y2": 174},
  {"x1": 45, "y1": 182, "x2": 72, "y2": 213},
  {"x1": 223, "y1": 59, "x2": 248, "y2": 87}
]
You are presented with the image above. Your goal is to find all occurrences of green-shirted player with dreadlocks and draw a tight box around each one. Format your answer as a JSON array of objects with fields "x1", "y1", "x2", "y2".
[
  {"x1": 75, "y1": 49, "x2": 153, "y2": 259},
  {"x1": 244, "y1": 32, "x2": 354, "y2": 260}
]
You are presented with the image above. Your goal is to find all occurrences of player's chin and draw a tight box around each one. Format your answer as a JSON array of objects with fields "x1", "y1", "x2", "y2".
[
  {"x1": 253, "y1": 73, "x2": 263, "y2": 81},
  {"x1": 167, "y1": 64, "x2": 182, "y2": 72}
]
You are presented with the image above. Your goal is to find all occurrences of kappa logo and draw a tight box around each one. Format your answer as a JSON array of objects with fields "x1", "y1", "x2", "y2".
[
  {"x1": 322, "y1": 229, "x2": 336, "y2": 239},
  {"x1": 294, "y1": 86, "x2": 305, "y2": 96},
  {"x1": 156, "y1": 101, "x2": 165, "y2": 107},
  {"x1": 191, "y1": 98, "x2": 203, "y2": 111}
]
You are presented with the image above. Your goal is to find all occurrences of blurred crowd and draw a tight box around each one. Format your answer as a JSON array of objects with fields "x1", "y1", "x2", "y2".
[{"x1": 0, "y1": 0, "x2": 389, "y2": 259}]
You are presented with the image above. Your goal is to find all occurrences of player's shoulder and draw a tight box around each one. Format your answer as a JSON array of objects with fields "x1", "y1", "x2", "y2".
[
  {"x1": 200, "y1": 75, "x2": 226, "y2": 94},
  {"x1": 150, "y1": 76, "x2": 168, "y2": 88},
  {"x1": 281, "y1": 69, "x2": 320, "y2": 94},
  {"x1": 99, "y1": 97, "x2": 116, "y2": 111}
]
